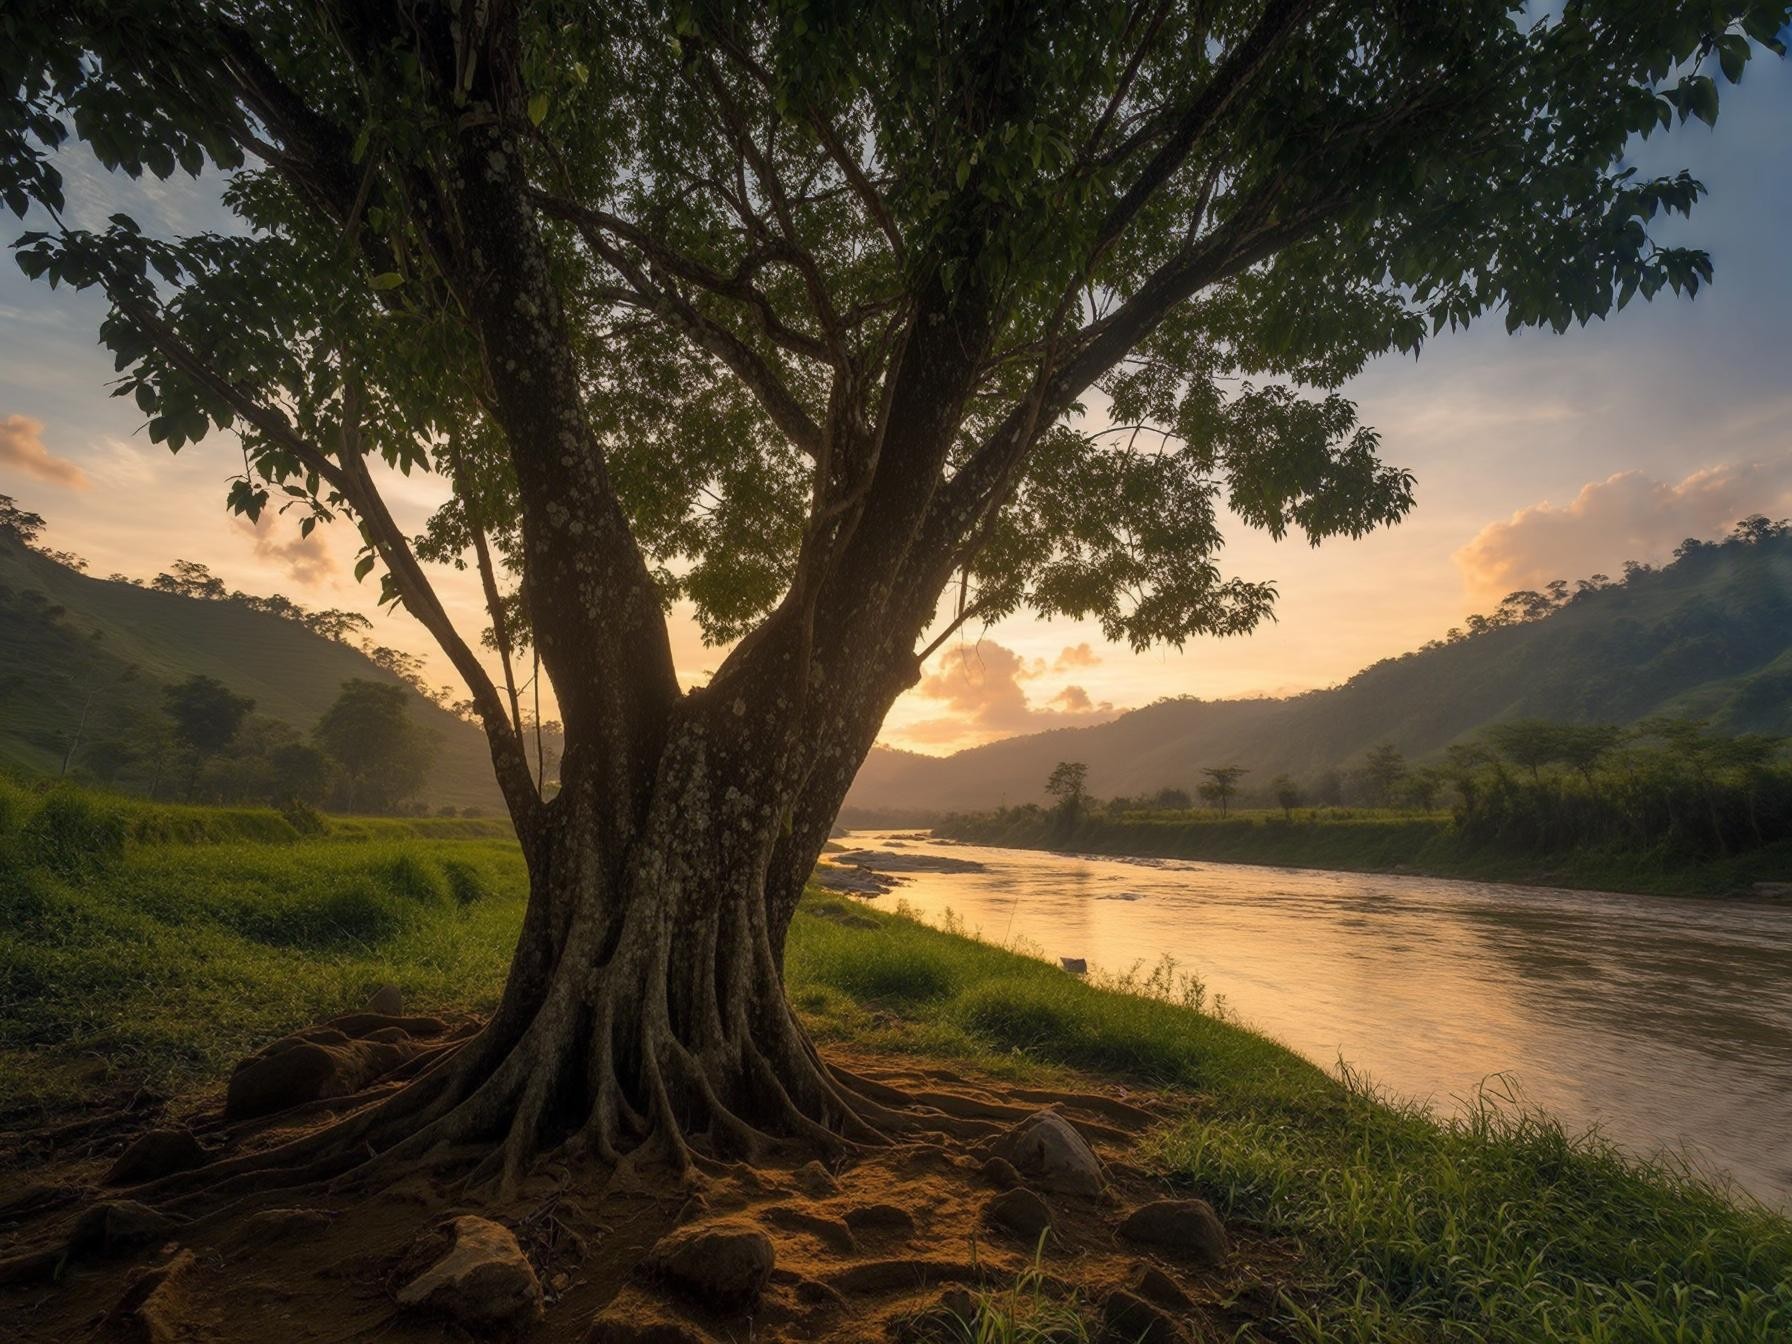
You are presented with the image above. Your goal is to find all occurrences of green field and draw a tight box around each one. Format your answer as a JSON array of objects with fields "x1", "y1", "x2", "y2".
[
  {"x1": 3, "y1": 783, "x2": 1789, "y2": 1341},
  {"x1": 933, "y1": 806, "x2": 1792, "y2": 898}
]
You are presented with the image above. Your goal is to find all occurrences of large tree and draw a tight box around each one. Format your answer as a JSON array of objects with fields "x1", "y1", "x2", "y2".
[{"x1": 4, "y1": 1, "x2": 1784, "y2": 1187}]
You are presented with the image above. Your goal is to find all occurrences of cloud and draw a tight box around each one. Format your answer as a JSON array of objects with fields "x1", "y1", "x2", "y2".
[
  {"x1": 237, "y1": 512, "x2": 336, "y2": 587},
  {"x1": 1454, "y1": 460, "x2": 1792, "y2": 603},
  {"x1": 904, "y1": 639, "x2": 1120, "y2": 745},
  {"x1": 0, "y1": 414, "x2": 88, "y2": 489},
  {"x1": 1053, "y1": 642, "x2": 1101, "y2": 671}
]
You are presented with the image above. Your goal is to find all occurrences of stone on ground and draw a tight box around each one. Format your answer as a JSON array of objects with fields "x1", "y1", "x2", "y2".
[
  {"x1": 1115, "y1": 1199, "x2": 1229, "y2": 1267},
  {"x1": 842, "y1": 1203, "x2": 916, "y2": 1236},
  {"x1": 395, "y1": 1215, "x2": 545, "y2": 1333},
  {"x1": 990, "y1": 1110, "x2": 1106, "y2": 1197},
  {"x1": 981, "y1": 1187, "x2": 1053, "y2": 1240},
  {"x1": 68, "y1": 1200, "x2": 180, "y2": 1258},
  {"x1": 585, "y1": 1309, "x2": 714, "y2": 1344},
  {"x1": 790, "y1": 1159, "x2": 840, "y2": 1197},
  {"x1": 367, "y1": 983, "x2": 404, "y2": 1015},
  {"x1": 103, "y1": 1248, "x2": 197, "y2": 1344},
  {"x1": 104, "y1": 1128, "x2": 206, "y2": 1186},
  {"x1": 647, "y1": 1220, "x2": 775, "y2": 1309},
  {"x1": 1099, "y1": 1287, "x2": 1190, "y2": 1344},
  {"x1": 1127, "y1": 1261, "x2": 1194, "y2": 1310},
  {"x1": 978, "y1": 1155, "x2": 1021, "y2": 1189},
  {"x1": 224, "y1": 1014, "x2": 443, "y2": 1119}
]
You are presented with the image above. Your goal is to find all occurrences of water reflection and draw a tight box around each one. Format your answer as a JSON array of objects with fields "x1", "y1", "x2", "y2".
[{"x1": 846, "y1": 831, "x2": 1792, "y2": 1207}]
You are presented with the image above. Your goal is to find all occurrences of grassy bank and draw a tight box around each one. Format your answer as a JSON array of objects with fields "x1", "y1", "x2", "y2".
[
  {"x1": 3, "y1": 786, "x2": 1788, "y2": 1340},
  {"x1": 933, "y1": 807, "x2": 1792, "y2": 898}
]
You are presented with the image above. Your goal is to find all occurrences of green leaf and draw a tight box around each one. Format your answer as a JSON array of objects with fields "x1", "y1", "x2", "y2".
[
  {"x1": 355, "y1": 553, "x2": 377, "y2": 582},
  {"x1": 369, "y1": 271, "x2": 406, "y2": 291},
  {"x1": 528, "y1": 93, "x2": 550, "y2": 127}
]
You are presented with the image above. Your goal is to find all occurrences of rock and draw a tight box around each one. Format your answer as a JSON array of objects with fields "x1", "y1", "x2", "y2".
[
  {"x1": 67, "y1": 1200, "x2": 180, "y2": 1258},
  {"x1": 1099, "y1": 1288, "x2": 1189, "y2": 1344},
  {"x1": 980, "y1": 1156, "x2": 1022, "y2": 1190},
  {"x1": 830, "y1": 849, "x2": 986, "y2": 874},
  {"x1": 761, "y1": 1205, "x2": 856, "y2": 1255},
  {"x1": 395, "y1": 1215, "x2": 544, "y2": 1332},
  {"x1": 367, "y1": 983, "x2": 404, "y2": 1015},
  {"x1": 103, "y1": 1249, "x2": 197, "y2": 1344},
  {"x1": 981, "y1": 1188, "x2": 1052, "y2": 1240},
  {"x1": 105, "y1": 1129, "x2": 206, "y2": 1186},
  {"x1": 1060, "y1": 957, "x2": 1089, "y2": 974},
  {"x1": 843, "y1": 1203, "x2": 916, "y2": 1237},
  {"x1": 894, "y1": 1285, "x2": 979, "y2": 1341},
  {"x1": 241, "y1": 1207, "x2": 333, "y2": 1249},
  {"x1": 1126, "y1": 1262, "x2": 1193, "y2": 1311},
  {"x1": 225, "y1": 1024, "x2": 420, "y2": 1120},
  {"x1": 648, "y1": 1220, "x2": 775, "y2": 1308},
  {"x1": 1752, "y1": 881, "x2": 1792, "y2": 899},
  {"x1": 1115, "y1": 1200, "x2": 1228, "y2": 1267},
  {"x1": 791, "y1": 1159, "x2": 841, "y2": 1198},
  {"x1": 585, "y1": 1310, "x2": 713, "y2": 1344},
  {"x1": 990, "y1": 1111, "x2": 1106, "y2": 1197}
]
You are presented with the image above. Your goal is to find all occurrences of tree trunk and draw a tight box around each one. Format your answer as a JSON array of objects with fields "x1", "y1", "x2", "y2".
[{"x1": 338, "y1": 669, "x2": 903, "y2": 1193}]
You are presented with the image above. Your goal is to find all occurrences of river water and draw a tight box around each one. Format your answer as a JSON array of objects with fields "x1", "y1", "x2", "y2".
[{"x1": 842, "y1": 830, "x2": 1792, "y2": 1208}]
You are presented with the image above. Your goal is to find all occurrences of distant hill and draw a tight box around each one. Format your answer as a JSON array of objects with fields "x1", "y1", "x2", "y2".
[
  {"x1": 0, "y1": 536, "x2": 502, "y2": 811},
  {"x1": 847, "y1": 528, "x2": 1792, "y2": 815}
]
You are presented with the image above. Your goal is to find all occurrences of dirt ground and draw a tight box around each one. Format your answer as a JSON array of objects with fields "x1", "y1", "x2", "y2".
[{"x1": 0, "y1": 1048, "x2": 1298, "y2": 1343}]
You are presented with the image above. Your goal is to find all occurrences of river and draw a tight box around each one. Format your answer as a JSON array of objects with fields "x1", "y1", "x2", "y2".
[{"x1": 841, "y1": 830, "x2": 1792, "y2": 1209}]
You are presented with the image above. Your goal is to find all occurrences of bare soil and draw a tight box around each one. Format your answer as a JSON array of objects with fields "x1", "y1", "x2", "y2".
[{"x1": 0, "y1": 1047, "x2": 1298, "y2": 1343}]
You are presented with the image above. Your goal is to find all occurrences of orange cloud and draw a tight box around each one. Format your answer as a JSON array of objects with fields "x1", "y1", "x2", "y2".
[
  {"x1": 237, "y1": 512, "x2": 337, "y2": 587},
  {"x1": 905, "y1": 639, "x2": 1120, "y2": 746},
  {"x1": 0, "y1": 414, "x2": 88, "y2": 489},
  {"x1": 1054, "y1": 642, "x2": 1101, "y2": 671},
  {"x1": 1454, "y1": 461, "x2": 1792, "y2": 602}
]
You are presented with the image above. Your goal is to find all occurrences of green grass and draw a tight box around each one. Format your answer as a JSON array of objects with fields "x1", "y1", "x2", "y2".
[
  {"x1": 3, "y1": 787, "x2": 1788, "y2": 1342},
  {"x1": 933, "y1": 808, "x2": 1792, "y2": 899}
]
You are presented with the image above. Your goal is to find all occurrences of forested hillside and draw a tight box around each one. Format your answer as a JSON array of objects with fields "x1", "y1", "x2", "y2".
[
  {"x1": 0, "y1": 530, "x2": 503, "y2": 811},
  {"x1": 850, "y1": 521, "x2": 1792, "y2": 814}
]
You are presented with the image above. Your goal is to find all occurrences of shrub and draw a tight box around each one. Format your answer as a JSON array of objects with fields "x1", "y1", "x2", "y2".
[
  {"x1": 441, "y1": 858, "x2": 491, "y2": 906},
  {"x1": 378, "y1": 852, "x2": 448, "y2": 905}
]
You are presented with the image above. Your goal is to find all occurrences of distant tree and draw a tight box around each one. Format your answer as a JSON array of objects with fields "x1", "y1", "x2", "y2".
[
  {"x1": 163, "y1": 674, "x2": 254, "y2": 797},
  {"x1": 313, "y1": 679, "x2": 435, "y2": 814},
  {"x1": 1198, "y1": 765, "x2": 1247, "y2": 817},
  {"x1": 152, "y1": 559, "x2": 229, "y2": 600},
  {"x1": 1483, "y1": 720, "x2": 1564, "y2": 783},
  {"x1": 1315, "y1": 770, "x2": 1345, "y2": 809},
  {"x1": 0, "y1": 494, "x2": 46, "y2": 546},
  {"x1": 1443, "y1": 742, "x2": 1497, "y2": 808},
  {"x1": 304, "y1": 608, "x2": 373, "y2": 643},
  {"x1": 37, "y1": 548, "x2": 87, "y2": 571},
  {"x1": 1361, "y1": 743, "x2": 1408, "y2": 807},
  {"x1": 268, "y1": 741, "x2": 332, "y2": 805},
  {"x1": 1730, "y1": 514, "x2": 1789, "y2": 544},
  {"x1": 1152, "y1": 787, "x2": 1191, "y2": 811},
  {"x1": 1045, "y1": 761, "x2": 1090, "y2": 836},
  {"x1": 1554, "y1": 724, "x2": 1623, "y2": 785},
  {"x1": 1405, "y1": 766, "x2": 1445, "y2": 811},
  {"x1": 1271, "y1": 774, "x2": 1302, "y2": 820}
]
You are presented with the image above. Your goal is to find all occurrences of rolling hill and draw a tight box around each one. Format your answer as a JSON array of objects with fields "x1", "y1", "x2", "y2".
[
  {"x1": 848, "y1": 529, "x2": 1792, "y2": 815},
  {"x1": 0, "y1": 536, "x2": 503, "y2": 811}
]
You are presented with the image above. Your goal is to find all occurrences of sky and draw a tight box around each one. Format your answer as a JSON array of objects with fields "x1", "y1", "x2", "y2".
[{"x1": 3, "y1": 60, "x2": 1789, "y2": 757}]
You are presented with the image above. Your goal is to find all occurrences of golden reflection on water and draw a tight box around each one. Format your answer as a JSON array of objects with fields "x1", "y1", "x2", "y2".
[{"x1": 850, "y1": 831, "x2": 1792, "y2": 1208}]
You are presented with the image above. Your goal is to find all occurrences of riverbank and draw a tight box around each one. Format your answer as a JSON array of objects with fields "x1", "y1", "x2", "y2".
[
  {"x1": 4, "y1": 785, "x2": 1789, "y2": 1340},
  {"x1": 931, "y1": 808, "x2": 1792, "y2": 899}
]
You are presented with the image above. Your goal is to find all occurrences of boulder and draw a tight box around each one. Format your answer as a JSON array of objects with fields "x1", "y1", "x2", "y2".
[
  {"x1": 990, "y1": 1111, "x2": 1106, "y2": 1197},
  {"x1": 367, "y1": 984, "x2": 404, "y2": 1015},
  {"x1": 103, "y1": 1249, "x2": 197, "y2": 1344},
  {"x1": 105, "y1": 1129, "x2": 206, "y2": 1186},
  {"x1": 1060, "y1": 957, "x2": 1089, "y2": 975},
  {"x1": 979, "y1": 1156, "x2": 1021, "y2": 1190},
  {"x1": 225, "y1": 1018, "x2": 431, "y2": 1120},
  {"x1": 1126, "y1": 1262, "x2": 1193, "y2": 1311},
  {"x1": 648, "y1": 1221, "x2": 775, "y2": 1309},
  {"x1": 1115, "y1": 1200, "x2": 1228, "y2": 1267},
  {"x1": 586, "y1": 1311, "x2": 713, "y2": 1344},
  {"x1": 893, "y1": 1285, "x2": 979, "y2": 1342},
  {"x1": 396, "y1": 1215, "x2": 544, "y2": 1333},
  {"x1": 981, "y1": 1188, "x2": 1052, "y2": 1241},
  {"x1": 1099, "y1": 1288, "x2": 1189, "y2": 1344},
  {"x1": 67, "y1": 1200, "x2": 180, "y2": 1258},
  {"x1": 842, "y1": 1203, "x2": 916, "y2": 1237},
  {"x1": 791, "y1": 1159, "x2": 841, "y2": 1198}
]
